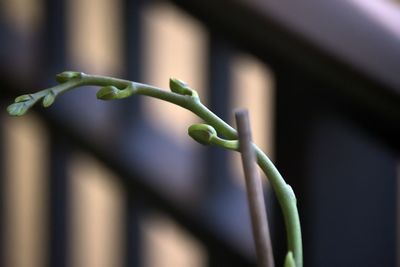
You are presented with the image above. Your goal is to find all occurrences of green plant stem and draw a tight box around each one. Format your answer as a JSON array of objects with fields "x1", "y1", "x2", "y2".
[
  {"x1": 7, "y1": 72, "x2": 302, "y2": 267},
  {"x1": 255, "y1": 146, "x2": 302, "y2": 267}
]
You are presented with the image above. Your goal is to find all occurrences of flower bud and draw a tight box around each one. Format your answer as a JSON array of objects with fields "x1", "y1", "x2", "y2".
[
  {"x1": 15, "y1": 94, "x2": 33, "y2": 103},
  {"x1": 42, "y1": 92, "x2": 56, "y2": 107},
  {"x1": 169, "y1": 78, "x2": 198, "y2": 98},
  {"x1": 7, "y1": 102, "x2": 29, "y2": 116},
  {"x1": 56, "y1": 71, "x2": 82, "y2": 83},
  {"x1": 96, "y1": 86, "x2": 119, "y2": 100},
  {"x1": 188, "y1": 124, "x2": 217, "y2": 145}
]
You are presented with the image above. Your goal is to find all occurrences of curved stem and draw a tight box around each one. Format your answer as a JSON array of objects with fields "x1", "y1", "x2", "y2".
[
  {"x1": 7, "y1": 72, "x2": 302, "y2": 267},
  {"x1": 255, "y1": 146, "x2": 302, "y2": 267}
]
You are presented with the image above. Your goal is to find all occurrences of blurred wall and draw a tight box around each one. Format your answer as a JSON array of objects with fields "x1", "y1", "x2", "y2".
[{"x1": 1, "y1": 0, "x2": 274, "y2": 266}]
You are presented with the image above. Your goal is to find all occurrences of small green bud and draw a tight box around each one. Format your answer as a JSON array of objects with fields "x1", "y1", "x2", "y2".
[
  {"x1": 96, "y1": 85, "x2": 119, "y2": 100},
  {"x1": 42, "y1": 91, "x2": 56, "y2": 107},
  {"x1": 15, "y1": 94, "x2": 33, "y2": 103},
  {"x1": 116, "y1": 84, "x2": 136, "y2": 99},
  {"x1": 188, "y1": 124, "x2": 217, "y2": 145},
  {"x1": 284, "y1": 251, "x2": 295, "y2": 267},
  {"x1": 56, "y1": 71, "x2": 82, "y2": 83},
  {"x1": 169, "y1": 78, "x2": 198, "y2": 98},
  {"x1": 7, "y1": 102, "x2": 29, "y2": 116},
  {"x1": 170, "y1": 78, "x2": 188, "y2": 94}
]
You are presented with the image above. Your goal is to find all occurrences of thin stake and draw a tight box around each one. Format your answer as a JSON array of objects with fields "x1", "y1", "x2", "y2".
[{"x1": 235, "y1": 109, "x2": 275, "y2": 267}]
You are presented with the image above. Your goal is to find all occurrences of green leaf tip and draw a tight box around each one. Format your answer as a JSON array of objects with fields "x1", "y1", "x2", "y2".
[
  {"x1": 8, "y1": 94, "x2": 36, "y2": 116},
  {"x1": 284, "y1": 251, "x2": 296, "y2": 267},
  {"x1": 7, "y1": 102, "x2": 29, "y2": 116},
  {"x1": 15, "y1": 94, "x2": 33, "y2": 103},
  {"x1": 56, "y1": 71, "x2": 82, "y2": 83},
  {"x1": 96, "y1": 84, "x2": 136, "y2": 100},
  {"x1": 188, "y1": 124, "x2": 217, "y2": 145},
  {"x1": 42, "y1": 91, "x2": 56, "y2": 107},
  {"x1": 169, "y1": 78, "x2": 198, "y2": 98},
  {"x1": 96, "y1": 85, "x2": 119, "y2": 100}
]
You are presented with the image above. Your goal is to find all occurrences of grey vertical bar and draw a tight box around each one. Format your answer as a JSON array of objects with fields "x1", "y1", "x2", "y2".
[
  {"x1": 273, "y1": 72, "x2": 307, "y2": 266},
  {"x1": 123, "y1": 0, "x2": 144, "y2": 266},
  {"x1": 43, "y1": 0, "x2": 66, "y2": 72},
  {"x1": 48, "y1": 134, "x2": 70, "y2": 267},
  {"x1": 206, "y1": 37, "x2": 251, "y2": 267},
  {"x1": 121, "y1": 0, "x2": 144, "y2": 122},
  {"x1": 124, "y1": 197, "x2": 142, "y2": 267},
  {"x1": 42, "y1": 0, "x2": 69, "y2": 266},
  {"x1": 206, "y1": 36, "x2": 232, "y2": 190},
  {"x1": 275, "y1": 72, "x2": 397, "y2": 267}
]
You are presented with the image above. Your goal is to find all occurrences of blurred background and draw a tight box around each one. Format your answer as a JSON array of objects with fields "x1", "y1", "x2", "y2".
[{"x1": 0, "y1": 0, "x2": 400, "y2": 266}]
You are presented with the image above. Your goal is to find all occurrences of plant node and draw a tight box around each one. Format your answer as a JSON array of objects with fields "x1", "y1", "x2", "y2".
[
  {"x1": 55, "y1": 71, "x2": 83, "y2": 83},
  {"x1": 169, "y1": 78, "x2": 199, "y2": 99}
]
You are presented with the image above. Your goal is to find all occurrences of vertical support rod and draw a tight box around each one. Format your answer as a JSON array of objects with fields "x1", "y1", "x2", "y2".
[{"x1": 236, "y1": 109, "x2": 275, "y2": 267}]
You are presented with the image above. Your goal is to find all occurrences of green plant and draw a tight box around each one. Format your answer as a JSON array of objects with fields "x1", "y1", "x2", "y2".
[{"x1": 7, "y1": 71, "x2": 302, "y2": 267}]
